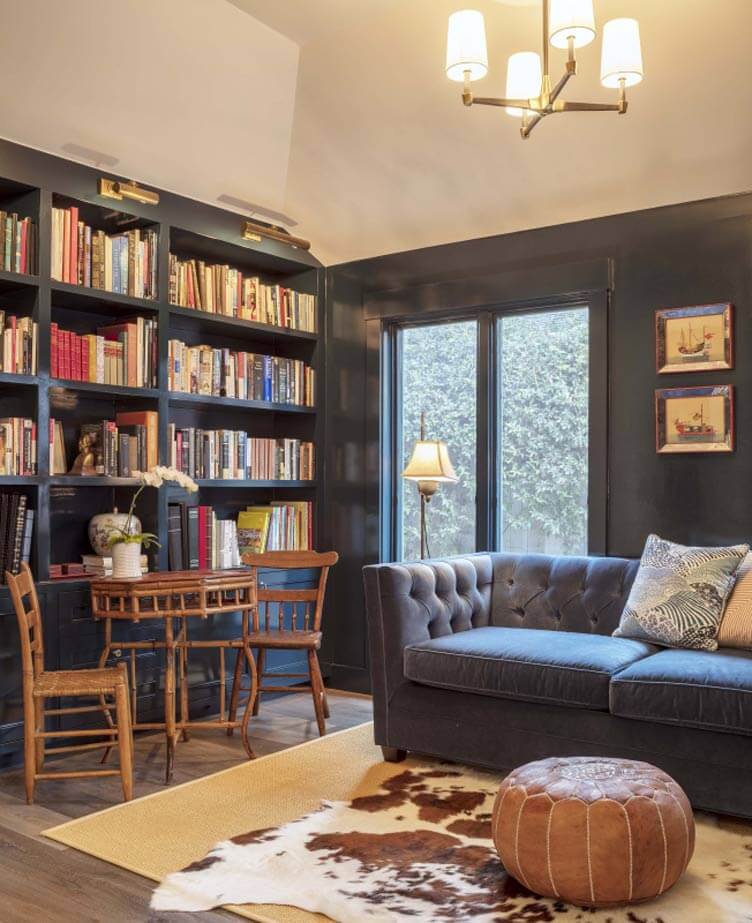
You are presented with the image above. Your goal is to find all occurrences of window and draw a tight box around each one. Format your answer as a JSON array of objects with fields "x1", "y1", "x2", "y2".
[
  {"x1": 498, "y1": 307, "x2": 589, "y2": 555},
  {"x1": 398, "y1": 320, "x2": 477, "y2": 560}
]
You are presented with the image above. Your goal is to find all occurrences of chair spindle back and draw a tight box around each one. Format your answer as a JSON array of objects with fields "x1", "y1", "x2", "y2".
[
  {"x1": 240, "y1": 551, "x2": 338, "y2": 634},
  {"x1": 6, "y1": 563, "x2": 45, "y2": 690}
]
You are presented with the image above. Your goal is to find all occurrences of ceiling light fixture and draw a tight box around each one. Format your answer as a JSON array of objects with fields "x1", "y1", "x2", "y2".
[{"x1": 446, "y1": 2, "x2": 644, "y2": 139}]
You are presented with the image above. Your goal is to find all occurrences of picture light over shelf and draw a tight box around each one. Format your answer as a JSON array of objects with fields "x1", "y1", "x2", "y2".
[{"x1": 98, "y1": 177, "x2": 160, "y2": 206}]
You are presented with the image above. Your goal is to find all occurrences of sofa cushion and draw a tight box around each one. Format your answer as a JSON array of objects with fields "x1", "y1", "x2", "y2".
[
  {"x1": 610, "y1": 647, "x2": 752, "y2": 737},
  {"x1": 404, "y1": 626, "x2": 657, "y2": 711}
]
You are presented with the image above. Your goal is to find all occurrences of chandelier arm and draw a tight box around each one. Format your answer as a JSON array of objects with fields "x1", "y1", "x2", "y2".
[
  {"x1": 520, "y1": 111, "x2": 545, "y2": 139},
  {"x1": 548, "y1": 69, "x2": 575, "y2": 105},
  {"x1": 471, "y1": 97, "x2": 540, "y2": 110},
  {"x1": 552, "y1": 100, "x2": 624, "y2": 112}
]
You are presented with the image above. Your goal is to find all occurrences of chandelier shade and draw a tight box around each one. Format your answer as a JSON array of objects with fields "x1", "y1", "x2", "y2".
[
  {"x1": 446, "y1": 9, "x2": 488, "y2": 82},
  {"x1": 600, "y1": 18, "x2": 644, "y2": 88},
  {"x1": 505, "y1": 52, "x2": 543, "y2": 117},
  {"x1": 549, "y1": 0, "x2": 596, "y2": 50}
]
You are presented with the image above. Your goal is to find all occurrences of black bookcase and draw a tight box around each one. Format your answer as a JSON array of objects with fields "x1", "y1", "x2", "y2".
[{"x1": 0, "y1": 139, "x2": 325, "y2": 767}]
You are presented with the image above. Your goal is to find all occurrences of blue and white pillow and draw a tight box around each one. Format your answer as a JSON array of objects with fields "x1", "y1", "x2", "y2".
[{"x1": 613, "y1": 534, "x2": 749, "y2": 651}]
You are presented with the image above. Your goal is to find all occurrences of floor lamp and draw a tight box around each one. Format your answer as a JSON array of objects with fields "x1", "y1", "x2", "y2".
[{"x1": 401, "y1": 411, "x2": 459, "y2": 559}]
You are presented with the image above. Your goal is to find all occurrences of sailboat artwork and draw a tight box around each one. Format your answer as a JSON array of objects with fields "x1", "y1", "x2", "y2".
[
  {"x1": 656, "y1": 385, "x2": 733, "y2": 454},
  {"x1": 674, "y1": 402, "x2": 715, "y2": 442},
  {"x1": 676, "y1": 322, "x2": 713, "y2": 360},
  {"x1": 656, "y1": 303, "x2": 733, "y2": 374}
]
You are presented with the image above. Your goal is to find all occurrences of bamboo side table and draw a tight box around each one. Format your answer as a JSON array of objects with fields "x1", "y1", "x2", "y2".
[{"x1": 90, "y1": 569, "x2": 258, "y2": 782}]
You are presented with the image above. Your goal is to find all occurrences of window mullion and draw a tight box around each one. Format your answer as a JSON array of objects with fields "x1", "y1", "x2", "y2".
[{"x1": 476, "y1": 313, "x2": 493, "y2": 552}]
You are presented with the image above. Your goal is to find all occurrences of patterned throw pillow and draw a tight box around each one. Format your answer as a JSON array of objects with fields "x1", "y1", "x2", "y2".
[
  {"x1": 718, "y1": 552, "x2": 752, "y2": 650},
  {"x1": 613, "y1": 534, "x2": 749, "y2": 651}
]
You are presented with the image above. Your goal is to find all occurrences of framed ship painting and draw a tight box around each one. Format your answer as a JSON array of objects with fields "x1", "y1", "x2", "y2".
[
  {"x1": 656, "y1": 303, "x2": 733, "y2": 373},
  {"x1": 656, "y1": 385, "x2": 734, "y2": 454}
]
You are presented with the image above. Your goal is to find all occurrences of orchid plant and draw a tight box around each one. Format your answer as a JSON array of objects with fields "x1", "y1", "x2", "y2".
[{"x1": 108, "y1": 466, "x2": 199, "y2": 549}]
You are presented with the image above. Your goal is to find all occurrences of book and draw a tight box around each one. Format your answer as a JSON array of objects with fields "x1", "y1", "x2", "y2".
[
  {"x1": 167, "y1": 339, "x2": 314, "y2": 406},
  {"x1": 0, "y1": 213, "x2": 35, "y2": 274},
  {"x1": 168, "y1": 426, "x2": 314, "y2": 481},
  {"x1": 237, "y1": 509, "x2": 271, "y2": 557},
  {"x1": 168, "y1": 254, "x2": 316, "y2": 332},
  {"x1": 49, "y1": 419, "x2": 67, "y2": 474},
  {"x1": 50, "y1": 318, "x2": 157, "y2": 388},
  {"x1": 0, "y1": 418, "x2": 37, "y2": 475},
  {"x1": 81, "y1": 553, "x2": 147, "y2": 576},
  {"x1": 0, "y1": 491, "x2": 32, "y2": 581},
  {"x1": 115, "y1": 411, "x2": 158, "y2": 471},
  {"x1": 187, "y1": 506, "x2": 199, "y2": 569},
  {"x1": 0, "y1": 313, "x2": 37, "y2": 375},
  {"x1": 167, "y1": 503, "x2": 184, "y2": 570},
  {"x1": 51, "y1": 208, "x2": 157, "y2": 299}
]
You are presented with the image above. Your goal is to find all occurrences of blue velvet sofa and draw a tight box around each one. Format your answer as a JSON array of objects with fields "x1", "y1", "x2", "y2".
[{"x1": 363, "y1": 552, "x2": 752, "y2": 819}]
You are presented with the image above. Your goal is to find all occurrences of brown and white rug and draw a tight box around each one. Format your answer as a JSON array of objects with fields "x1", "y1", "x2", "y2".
[{"x1": 152, "y1": 763, "x2": 752, "y2": 922}]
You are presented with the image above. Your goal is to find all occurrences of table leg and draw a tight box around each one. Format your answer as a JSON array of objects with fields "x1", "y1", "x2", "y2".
[
  {"x1": 239, "y1": 641, "x2": 258, "y2": 759},
  {"x1": 178, "y1": 621, "x2": 190, "y2": 742},
  {"x1": 164, "y1": 616, "x2": 177, "y2": 783},
  {"x1": 97, "y1": 619, "x2": 116, "y2": 764}
]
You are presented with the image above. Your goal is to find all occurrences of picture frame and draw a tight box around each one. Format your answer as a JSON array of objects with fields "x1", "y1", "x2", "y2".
[
  {"x1": 655, "y1": 385, "x2": 734, "y2": 454},
  {"x1": 655, "y1": 303, "x2": 733, "y2": 373}
]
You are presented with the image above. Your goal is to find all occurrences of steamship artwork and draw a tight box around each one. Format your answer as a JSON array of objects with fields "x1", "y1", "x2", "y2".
[
  {"x1": 656, "y1": 385, "x2": 733, "y2": 454},
  {"x1": 656, "y1": 303, "x2": 733, "y2": 374}
]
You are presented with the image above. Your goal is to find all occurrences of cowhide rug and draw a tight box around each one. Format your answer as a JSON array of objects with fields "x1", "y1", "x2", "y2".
[{"x1": 151, "y1": 765, "x2": 752, "y2": 922}]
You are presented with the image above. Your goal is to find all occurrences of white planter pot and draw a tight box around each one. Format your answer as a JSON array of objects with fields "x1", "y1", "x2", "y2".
[
  {"x1": 89, "y1": 509, "x2": 141, "y2": 556},
  {"x1": 112, "y1": 542, "x2": 143, "y2": 579}
]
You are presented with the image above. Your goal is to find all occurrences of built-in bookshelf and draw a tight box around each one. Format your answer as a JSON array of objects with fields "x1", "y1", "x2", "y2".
[{"x1": 0, "y1": 159, "x2": 323, "y2": 587}]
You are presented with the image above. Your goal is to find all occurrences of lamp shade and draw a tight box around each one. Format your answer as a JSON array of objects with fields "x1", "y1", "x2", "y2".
[
  {"x1": 446, "y1": 9, "x2": 488, "y2": 82},
  {"x1": 600, "y1": 18, "x2": 643, "y2": 88},
  {"x1": 549, "y1": 0, "x2": 596, "y2": 49},
  {"x1": 505, "y1": 51, "x2": 542, "y2": 117},
  {"x1": 402, "y1": 440, "x2": 458, "y2": 483}
]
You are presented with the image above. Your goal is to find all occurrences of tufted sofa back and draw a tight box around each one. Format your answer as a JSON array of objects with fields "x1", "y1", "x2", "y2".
[{"x1": 489, "y1": 552, "x2": 639, "y2": 636}]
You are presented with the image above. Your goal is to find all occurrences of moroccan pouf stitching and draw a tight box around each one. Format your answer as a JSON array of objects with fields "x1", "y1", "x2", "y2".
[{"x1": 491, "y1": 755, "x2": 695, "y2": 907}]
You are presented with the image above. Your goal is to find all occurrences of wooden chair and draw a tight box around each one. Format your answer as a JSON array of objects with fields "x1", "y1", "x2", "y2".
[
  {"x1": 6, "y1": 563, "x2": 134, "y2": 804},
  {"x1": 227, "y1": 551, "x2": 338, "y2": 741}
]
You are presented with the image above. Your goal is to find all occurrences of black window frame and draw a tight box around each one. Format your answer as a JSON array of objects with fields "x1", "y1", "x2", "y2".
[{"x1": 380, "y1": 290, "x2": 608, "y2": 562}]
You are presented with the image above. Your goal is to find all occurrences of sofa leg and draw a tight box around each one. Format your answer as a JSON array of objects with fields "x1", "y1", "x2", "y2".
[{"x1": 381, "y1": 746, "x2": 407, "y2": 763}]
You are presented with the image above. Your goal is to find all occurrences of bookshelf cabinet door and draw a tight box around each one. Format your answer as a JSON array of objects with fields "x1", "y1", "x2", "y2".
[{"x1": 0, "y1": 595, "x2": 24, "y2": 767}]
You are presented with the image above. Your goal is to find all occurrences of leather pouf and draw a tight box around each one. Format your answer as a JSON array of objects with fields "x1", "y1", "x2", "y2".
[{"x1": 492, "y1": 756, "x2": 695, "y2": 907}]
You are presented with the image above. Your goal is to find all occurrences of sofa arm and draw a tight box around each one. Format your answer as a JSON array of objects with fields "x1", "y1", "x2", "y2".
[{"x1": 362, "y1": 555, "x2": 493, "y2": 744}]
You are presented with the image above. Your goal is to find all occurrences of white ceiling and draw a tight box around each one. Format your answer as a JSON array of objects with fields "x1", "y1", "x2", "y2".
[{"x1": 1, "y1": 1, "x2": 751, "y2": 265}]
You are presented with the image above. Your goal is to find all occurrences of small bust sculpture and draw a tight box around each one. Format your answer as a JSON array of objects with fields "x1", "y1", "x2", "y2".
[{"x1": 70, "y1": 431, "x2": 98, "y2": 476}]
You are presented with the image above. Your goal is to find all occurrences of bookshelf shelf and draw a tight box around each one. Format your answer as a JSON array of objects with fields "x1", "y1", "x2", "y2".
[
  {"x1": 0, "y1": 371, "x2": 38, "y2": 389},
  {"x1": 168, "y1": 392, "x2": 316, "y2": 414},
  {"x1": 48, "y1": 379, "x2": 161, "y2": 401},
  {"x1": 0, "y1": 476, "x2": 40, "y2": 486},
  {"x1": 0, "y1": 269, "x2": 39, "y2": 291},
  {"x1": 194, "y1": 479, "x2": 316, "y2": 488},
  {"x1": 51, "y1": 281, "x2": 160, "y2": 315},
  {"x1": 167, "y1": 304, "x2": 317, "y2": 345},
  {"x1": 48, "y1": 475, "x2": 144, "y2": 487}
]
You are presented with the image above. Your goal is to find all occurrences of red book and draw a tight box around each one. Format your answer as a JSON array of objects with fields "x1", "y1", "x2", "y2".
[
  {"x1": 62, "y1": 329, "x2": 71, "y2": 380},
  {"x1": 71, "y1": 333, "x2": 80, "y2": 381},
  {"x1": 50, "y1": 322, "x2": 59, "y2": 378},
  {"x1": 198, "y1": 505, "x2": 207, "y2": 569},
  {"x1": 10, "y1": 314, "x2": 16, "y2": 372},
  {"x1": 81, "y1": 336, "x2": 89, "y2": 382},
  {"x1": 68, "y1": 206, "x2": 78, "y2": 285}
]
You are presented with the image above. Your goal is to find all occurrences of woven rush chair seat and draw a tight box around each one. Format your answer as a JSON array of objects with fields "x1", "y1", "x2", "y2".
[{"x1": 34, "y1": 668, "x2": 129, "y2": 697}]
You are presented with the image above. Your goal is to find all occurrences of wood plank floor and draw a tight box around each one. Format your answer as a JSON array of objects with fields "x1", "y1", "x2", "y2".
[{"x1": 0, "y1": 690, "x2": 373, "y2": 923}]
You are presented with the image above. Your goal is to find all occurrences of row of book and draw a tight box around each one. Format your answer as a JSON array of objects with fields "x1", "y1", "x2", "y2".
[
  {"x1": 0, "y1": 312, "x2": 37, "y2": 375},
  {"x1": 0, "y1": 492, "x2": 34, "y2": 582},
  {"x1": 168, "y1": 255, "x2": 316, "y2": 332},
  {"x1": 51, "y1": 206, "x2": 158, "y2": 299},
  {"x1": 168, "y1": 339, "x2": 314, "y2": 406},
  {"x1": 0, "y1": 418, "x2": 37, "y2": 475},
  {"x1": 51, "y1": 318, "x2": 158, "y2": 388},
  {"x1": 167, "y1": 500, "x2": 313, "y2": 571},
  {"x1": 167, "y1": 503, "x2": 241, "y2": 571},
  {"x1": 238, "y1": 502, "x2": 312, "y2": 554},
  {"x1": 81, "y1": 552, "x2": 148, "y2": 577},
  {"x1": 168, "y1": 426, "x2": 314, "y2": 481},
  {"x1": 0, "y1": 213, "x2": 35, "y2": 275},
  {"x1": 50, "y1": 412, "x2": 158, "y2": 476}
]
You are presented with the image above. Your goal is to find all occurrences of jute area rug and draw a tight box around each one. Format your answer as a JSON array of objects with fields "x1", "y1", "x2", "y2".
[{"x1": 44, "y1": 723, "x2": 752, "y2": 922}]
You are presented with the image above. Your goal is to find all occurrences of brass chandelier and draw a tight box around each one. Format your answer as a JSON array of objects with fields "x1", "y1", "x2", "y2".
[{"x1": 446, "y1": 1, "x2": 644, "y2": 139}]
